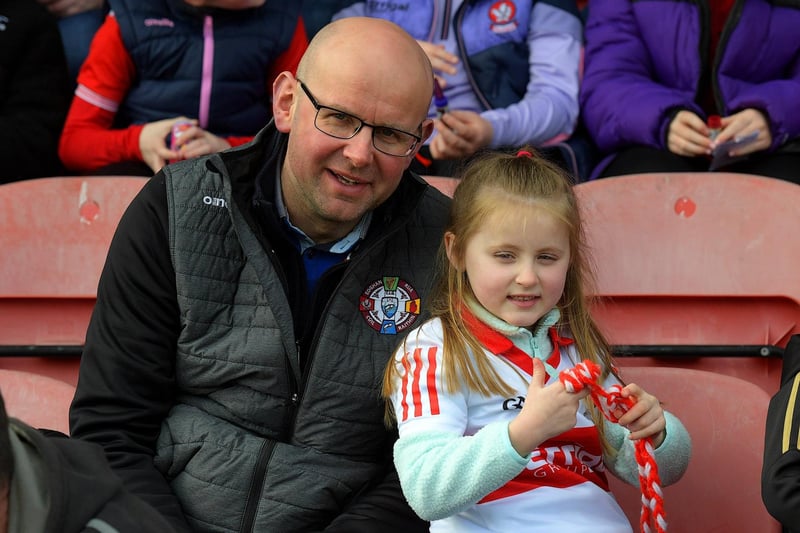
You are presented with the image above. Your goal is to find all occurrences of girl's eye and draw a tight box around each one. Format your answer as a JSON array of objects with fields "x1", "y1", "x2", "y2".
[{"x1": 494, "y1": 252, "x2": 514, "y2": 260}]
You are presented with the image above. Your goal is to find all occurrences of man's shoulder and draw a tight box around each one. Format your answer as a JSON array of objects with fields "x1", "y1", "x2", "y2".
[
  {"x1": 401, "y1": 172, "x2": 452, "y2": 225},
  {"x1": 419, "y1": 185, "x2": 452, "y2": 217}
]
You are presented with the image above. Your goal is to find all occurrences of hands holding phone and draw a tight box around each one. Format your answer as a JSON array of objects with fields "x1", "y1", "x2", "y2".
[{"x1": 667, "y1": 108, "x2": 771, "y2": 169}]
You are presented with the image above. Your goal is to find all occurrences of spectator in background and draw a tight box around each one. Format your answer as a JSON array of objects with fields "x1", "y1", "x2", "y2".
[
  {"x1": 59, "y1": 0, "x2": 307, "y2": 177},
  {"x1": 331, "y1": 0, "x2": 586, "y2": 180},
  {"x1": 302, "y1": 0, "x2": 348, "y2": 39},
  {"x1": 0, "y1": 0, "x2": 72, "y2": 183},
  {"x1": 0, "y1": 390, "x2": 176, "y2": 533},
  {"x1": 763, "y1": 334, "x2": 800, "y2": 529},
  {"x1": 70, "y1": 16, "x2": 449, "y2": 532},
  {"x1": 36, "y1": 0, "x2": 107, "y2": 83},
  {"x1": 581, "y1": 0, "x2": 800, "y2": 182}
]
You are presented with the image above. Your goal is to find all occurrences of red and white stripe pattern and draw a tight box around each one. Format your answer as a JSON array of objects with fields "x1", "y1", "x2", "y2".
[
  {"x1": 560, "y1": 360, "x2": 667, "y2": 533},
  {"x1": 399, "y1": 345, "x2": 441, "y2": 421}
]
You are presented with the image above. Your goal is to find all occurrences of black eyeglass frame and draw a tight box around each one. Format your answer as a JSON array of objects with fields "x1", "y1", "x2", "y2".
[{"x1": 296, "y1": 79, "x2": 422, "y2": 157}]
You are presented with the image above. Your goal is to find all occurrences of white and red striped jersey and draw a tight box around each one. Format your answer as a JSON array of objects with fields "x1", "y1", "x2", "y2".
[{"x1": 391, "y1": 315, "x2": 632, "y2": 532}]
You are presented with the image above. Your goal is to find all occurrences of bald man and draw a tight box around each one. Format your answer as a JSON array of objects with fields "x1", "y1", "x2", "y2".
[{"x1": 69, "y1": 16, "x2": 449, "y2": 533}]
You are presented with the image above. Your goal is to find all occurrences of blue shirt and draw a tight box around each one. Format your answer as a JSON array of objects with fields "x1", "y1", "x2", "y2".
[{"x1": 274, "y1": 174, "x2": 371, "y2": 298}]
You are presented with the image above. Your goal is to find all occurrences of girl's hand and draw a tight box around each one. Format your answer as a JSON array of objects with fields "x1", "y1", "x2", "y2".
[
  {"x1": 172, "y1": 126, "x2": 231, "y2": 160},
  {"x1": 430, "y1": 110, "x2": 493, "y2": 160},
  {"x1": 667, "y1": 110, "x2": 713, "y2": 157},
  {"x1": 508, "y1": 358, "x2": 589, "y2": 456},
  {"x1": 140, "y1": 117, "x2": 186, "y2": 173},
  {"x1": 715, "y1": 109, "x2": 772, "y2": 156},
  {"x1": 614, "y1": 383, "x2": 666, "y2": 447},
  {"x1": 416, "y1": 41, "x2": 459, "y2": 77}
]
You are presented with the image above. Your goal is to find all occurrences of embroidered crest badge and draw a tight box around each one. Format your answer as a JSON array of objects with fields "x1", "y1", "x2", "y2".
[
  {"x1": 359, "y1": 276, "x2": 421, "y2": 335},
  {"x1": 488, "y1": 1, "x2": 519, "y2": 33}
]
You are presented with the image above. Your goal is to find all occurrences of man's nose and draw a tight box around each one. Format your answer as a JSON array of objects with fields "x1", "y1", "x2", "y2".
[{"x1": 342, "y1": 125, "x2": 375, "y2": 166}]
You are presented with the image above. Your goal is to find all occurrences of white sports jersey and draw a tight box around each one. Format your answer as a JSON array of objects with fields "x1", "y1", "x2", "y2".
[{"x1": 392, "y1": 314, "x2": 632, "y2": 532}]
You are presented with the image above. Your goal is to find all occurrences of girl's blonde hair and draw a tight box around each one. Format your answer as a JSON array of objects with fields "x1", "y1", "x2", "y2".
[{"x1": 383, "y1": 147, "x2": 618, "y2": 448}]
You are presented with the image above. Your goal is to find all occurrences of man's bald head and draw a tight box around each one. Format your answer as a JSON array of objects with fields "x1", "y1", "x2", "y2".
[{"x1": 296, "y1": 17, "x2": 433, "y2": 120}]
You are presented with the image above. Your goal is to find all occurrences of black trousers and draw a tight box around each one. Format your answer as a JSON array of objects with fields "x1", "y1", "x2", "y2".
[{"x1": 600, "y1": 145, "x2": 800, "y2": 185}]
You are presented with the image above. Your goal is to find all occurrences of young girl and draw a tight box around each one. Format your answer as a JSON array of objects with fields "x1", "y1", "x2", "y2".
[{"x1": 383, "y1": 148, "x2": 691, "y2": 531}]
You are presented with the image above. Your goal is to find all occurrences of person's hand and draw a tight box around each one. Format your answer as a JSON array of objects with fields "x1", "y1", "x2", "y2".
[
  {"x1": 36, "y1": 0, "x2": 104, "y2": 18},
  {"x1": 429, "y1": 110, "x2": 493, "y2": 161},
  {"x1": 508, "y1": 359, "x2": 589, "y2": 456},
  {"x1": 171, "y1": 125, "x2": 232, "y2": 161},
  {"x1": 715, "y1": 108, "x2": 772, "y2": 156},
  {"x1": 613, "y1": 383, "x2": 666, "y2": 448},
  {"x1": 416, "y1": 40, "x2": 459, "y2": 80},
  {"x1": 139, "y1": 117, "x2": 190, "y2": 173},
  {"x1": 667, "y1": 110, "x2": 713, "y2": 157}
]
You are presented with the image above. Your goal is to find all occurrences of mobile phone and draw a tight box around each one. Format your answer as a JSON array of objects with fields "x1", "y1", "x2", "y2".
[{"x1": 710, "y1": 130, "x2": 759, "y2": 171}]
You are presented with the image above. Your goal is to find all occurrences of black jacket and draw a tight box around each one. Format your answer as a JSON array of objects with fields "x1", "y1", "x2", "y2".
[
  {"x1": 71, "y1": 123, "x2": 451, "y2": 532},
  {"x1": 0, "y1": 0, "x2": 71, "y2": 181},
  {"x1": 763, "y1": 334, "x2": 800, "y2": 531},
  {"x1": 8, "y1": 420, "x2": 176, "y2": 533}
]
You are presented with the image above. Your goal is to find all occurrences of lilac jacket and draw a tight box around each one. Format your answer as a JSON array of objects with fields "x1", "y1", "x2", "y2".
[
  {"x1": 334, "y1": 0, "x2": 583, "y2": 148},
  {"x1": 580, "y1": 0, "x2": 800, "y2": 175}
]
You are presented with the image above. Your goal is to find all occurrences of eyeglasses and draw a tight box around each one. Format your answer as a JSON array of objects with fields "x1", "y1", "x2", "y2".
[{"x1": 297, "y1": 80, "x2": 422, "y2": 157}]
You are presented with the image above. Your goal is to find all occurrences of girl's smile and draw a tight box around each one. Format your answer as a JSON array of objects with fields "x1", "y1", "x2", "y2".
[{"x1": 447, "y1": 204, "x2": 571, "y2": 328}]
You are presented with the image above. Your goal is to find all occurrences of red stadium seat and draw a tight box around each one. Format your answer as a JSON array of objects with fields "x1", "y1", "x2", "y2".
[
  {"x1": 0, "y1": 368, "x2": 76, "y2": 434},
  {"x1": 608, "y1": 366, "x2": 780, "y2": 532},
  {"x1": 0, "y1": 176, "x2": 148, "y2": 385},
  {"x1": 422, "y1": 175, "x2": 459, "y2": 198},
  {"x1": 576, "y1": 172, "x2": 800, "y2": 393}
]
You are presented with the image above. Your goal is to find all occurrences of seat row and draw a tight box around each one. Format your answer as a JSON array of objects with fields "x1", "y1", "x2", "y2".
[{"x1": 1, "y1": 171, "x2": 797, "y2": 531}]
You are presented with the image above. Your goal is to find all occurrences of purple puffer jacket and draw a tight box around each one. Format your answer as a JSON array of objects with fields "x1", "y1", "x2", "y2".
[{"x1": 580, "y1": 0, "x2": 800, "y2": 177}]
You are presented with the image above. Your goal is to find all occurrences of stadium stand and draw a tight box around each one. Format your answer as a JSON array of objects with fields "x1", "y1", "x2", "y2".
[
  {"x1": 575, "y1": 172, "x2": 799, "y2": 393},
  {"x1": 0, "y1": 176, "x2": 148, "y2": 386},
  {"x1": 607, "y1": 366, "x2": 780, "y2": 532},
  {"x1": 0, "y1": 368, "x2": 76, "y2": 434}
]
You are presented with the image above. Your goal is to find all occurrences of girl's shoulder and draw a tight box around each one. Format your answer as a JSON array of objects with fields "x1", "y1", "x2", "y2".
[{"x1": 400, "y1": 317, "x2": 446, "y2": 348}]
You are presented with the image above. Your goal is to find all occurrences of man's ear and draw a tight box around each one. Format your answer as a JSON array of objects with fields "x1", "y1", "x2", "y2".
[
  {"x1": 419, "y1": 118, "x2": 435, "y2": 145},
  {"x1": 272, "y1": 72, "x2": 296, "y2": 133},
  {"x1": 443, "y1": 231, "x2": 463, "y2": 271},
  {"x1": 405, "y1": 118, "x2": 435, "y2": 169}
]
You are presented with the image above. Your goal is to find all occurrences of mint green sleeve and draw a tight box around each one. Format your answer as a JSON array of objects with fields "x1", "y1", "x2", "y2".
[
  {"x1": 393, "y1": 421, "x2": 529, "y2": 521},
  {"x1": 604, "y1": 411, "x2": 692, "y2": 486}
]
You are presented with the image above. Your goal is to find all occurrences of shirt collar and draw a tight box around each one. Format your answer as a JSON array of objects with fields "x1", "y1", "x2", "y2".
[
  {"x1": 463, "y1": 297, "x2": 567, "y2": 379},
  {"x1": 274, "y1": 169, "x2": 371, "y2": 254}
]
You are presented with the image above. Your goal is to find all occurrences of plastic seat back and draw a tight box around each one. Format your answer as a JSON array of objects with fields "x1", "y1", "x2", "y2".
[
  {"x1": 576, "y1": 172, "x2": 800, "y2": 393},
  {"x1": 421, "y1": 175, "x2": 459, "y2": 198},
  {"x1": 0, "y1": 176, "x2": 148, "y2": 385},
  {"x1": 0, "y1": 369, "x2": 76, "y2": 434},
  {"x1": 576, "y1": 172, "x2": 800, "y2": 347},
  {"x1": 608, "y1": 366, "x2": 780, "y2": 532}
]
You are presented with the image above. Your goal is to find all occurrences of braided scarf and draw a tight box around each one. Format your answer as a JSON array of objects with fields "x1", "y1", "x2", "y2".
[{"x1": 559, "y1": 360, "x2": 667, "y2": 533}]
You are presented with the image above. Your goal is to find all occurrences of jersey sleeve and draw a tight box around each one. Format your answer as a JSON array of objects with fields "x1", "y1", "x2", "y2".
[{"x1": 389, "y1": 321, "x2": 528, "y2": 521}]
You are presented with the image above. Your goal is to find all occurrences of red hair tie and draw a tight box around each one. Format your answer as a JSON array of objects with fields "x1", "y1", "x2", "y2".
[{"x1": 516, "y1": 150, "x2": 533, "y2": 158}]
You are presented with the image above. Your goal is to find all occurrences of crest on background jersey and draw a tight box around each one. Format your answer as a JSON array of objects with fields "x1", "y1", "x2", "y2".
[
  {"x1": 488, "y1": 1, "x2": 519, "y2": 33},
  {"x1": 359, "y1": 276, "x2": 420, "y2": 335}
]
